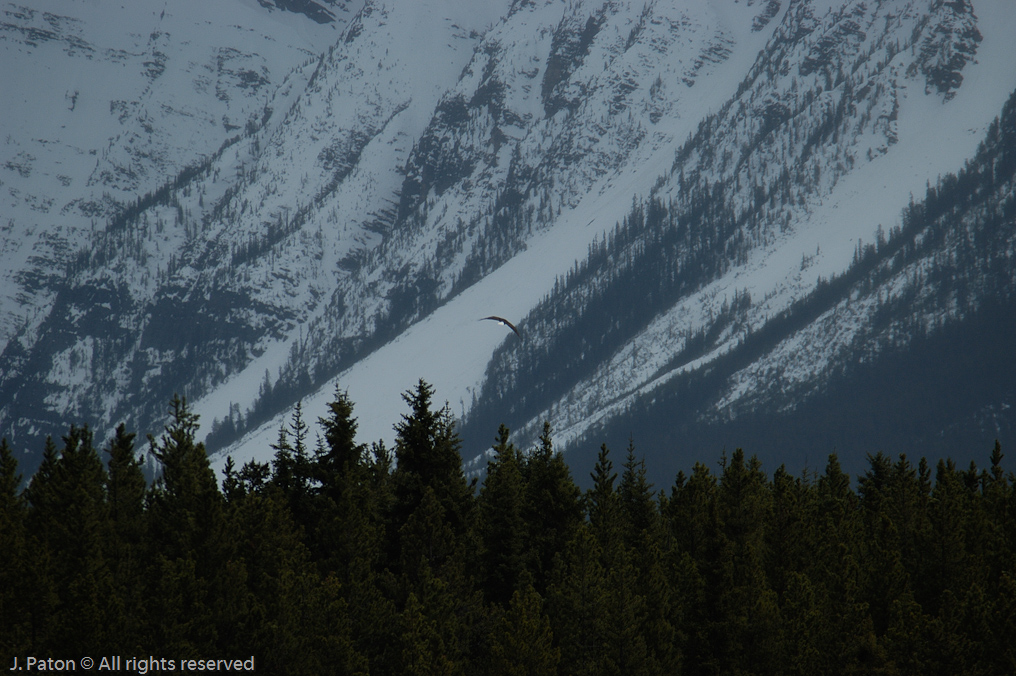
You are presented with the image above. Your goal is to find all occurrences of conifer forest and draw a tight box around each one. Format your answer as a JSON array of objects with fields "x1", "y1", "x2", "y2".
[{"x1": 1, "y1": 380, "x2": 1015, "y2": 675}]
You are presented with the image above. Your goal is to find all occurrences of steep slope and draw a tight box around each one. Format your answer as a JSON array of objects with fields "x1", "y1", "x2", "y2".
[
  {"x1": 219, "y1": 0, "x2": 788, "y2": 434},
  {"x1": 211, "y1": 0, "x2": 1014, "y2": 478},
  {"x1": 0, "y1": 0, "x2": 345, "y2": 342},
  {"x1": 565, "y1": 83, "x2": 1016, "y2": 482},
  {"x1": 201, "y1": 0, "x2": 795, "y2": 472},
  {"x1": 3, "y1": 0, "x2": 786, "y2": 465},
  {"x1": 0, "y1": 0, "x2": 510, "y2": 467},
  {"x1": 2, "y1": 0, "x2": 1014, "y2": 486},
  {"x1": 459, "y1": 0, "x2": 1016, "y2": 480},
  {"x1": 0, "y1": 0, "x2": 348, "y2": 466},
  {"x1": 227, "y1": 0, "x2": 1009, "y2": 468}
]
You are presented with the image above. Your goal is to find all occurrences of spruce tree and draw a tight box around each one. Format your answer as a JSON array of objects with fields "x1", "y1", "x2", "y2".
[
  {"x1": 303, "y1": 392, "x2": 400, "y2": 671},
  {"x1": 318, "y1": 388, "x2": 393, "y2": 578},
  {"x1": 313, "y1": 576, "x2": 371, "y2": 676},
  {"x1": 710, "y1": 450, "x2": 781, "y2": 675},
  {"x1": 0, "y1": 438, "x2": 30, "y2": 656},
  {"x1": 315, "y1": 386, "x2": 363, "y2": 501},
  {"x1": 270, "y1": 401, "x2": 314, "y2": 529},
  {"x1": 487, "y1": 581, "x2": 559, "y2": 676},
  {"x1": 225, "y1": 483, "x2": 344, "y2": 673},
  {"x1": 663, "y1": 461, "x2": 717, "y2": 562},
  {"x1": 767, "y1": 465, "x2": 809, "y2": 599},
  {"x1": 546, "y1": 526, "x2": 610, "y2": 676},
  {"x1": 390, "y1": 378, "x2": 474, "y2": 596},
  {"x1": 982, "y1": 441, "x2": 1009, "y2": 582},
  {"x1": 926, "y1": 459, "x2": 970, "y2": 615},
  {"x1": 662, "y1": 462, "x2": 715, "y2": 673},
  {"x1": 524, "y1": 422, "x2": 581, "y2": 589},
  {"x1": 857, "y1": 453, "x2": 907, "y2": 636},
  {"x1": 392, "y1": 380, "x2": 473, "y2": 537},
  {"x1": 103, "y1": 424, "x2": 147, "y2": 652},
  {"x1": 398, "y1": 592, "x2": 458, "y2": 676},
  {"x1": 780, "y1": 571, "x2": 825, "y2": 676},
  {"x1": 147, "y1": 396, "x2": 224, "y2": 559},
  {"x1": 587, "y1": 443, "x2": 621, "y2": 557},
  {"x1": 616, "y1": 441, "x2": 676, "y2": 674},
  {"x1": 24, "y1": 426, "x2": 113, "y2": 653},
  {"x1": 476, "y1": 424, "x2": 528, "y2": 607},
  {"x1": 989, "y1": 571, "x2": 1016, "y2": 673},
  {"x1": 21, "y1": 437, "x2": 59, "y2": 652},
  {"x1": 106, "y1": 424, "x2": 145, "y2": 541},
  {"x1": 618, "y1": 439, "x2": 659, "y2": 545},
  {"x1": 398, "y1": 486, "x2": 459, "y2": 589},
  {"x1": 395, "y1": 483, "x2": 482, "y2": 672},
  {"x1": 145, "y1": 395, "x2": 231, "y2": 654},
  {"x1": 601, "y1": 555, "x2": 656, "y2": 676},
  {"x1": 520, "y1": 421, "x2": 582, "y2": 595},
  {"x1": 811, "y1": 454, "x2": 876, "y2": 674}
]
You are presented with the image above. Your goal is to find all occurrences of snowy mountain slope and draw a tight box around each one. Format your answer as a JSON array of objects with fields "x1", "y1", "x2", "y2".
[
  {"x1": 61, "y1": 0, "x2": 784, "y2": 459},
  {"x1": 457, "y1": 0, "x2": 1016, "y2": 474},
  {"x1": 203, "y1": 0, "x2": 799, "y2": 473},
  {"x1": 0, "y1": 0, "x2": 348, "y2": 464},
  {"x1": 2, "y1": 0, "x2": 1014, "y2": 484},
  {"x1": 237, "y1": 0, "x2": 790, "y2": 411},
  {"x1": 576, "y1": 81, "x2": 1016, "y2": 481},
  {"x1": 0, "y1": 0, "x2": 512, "y2": 465},
  {"x1": 0, "y1": 0, "x2": 344, "y2": 343}
]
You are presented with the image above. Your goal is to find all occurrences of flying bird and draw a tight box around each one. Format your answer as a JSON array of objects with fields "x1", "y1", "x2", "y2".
[{"x1": 480, "y1": 315, "x2": 523, "y2": 341}]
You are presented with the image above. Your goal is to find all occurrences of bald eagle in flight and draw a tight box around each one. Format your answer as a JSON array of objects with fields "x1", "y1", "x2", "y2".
[{"x1": 480, "y1": 315, "x2": 523, "y2": 341}]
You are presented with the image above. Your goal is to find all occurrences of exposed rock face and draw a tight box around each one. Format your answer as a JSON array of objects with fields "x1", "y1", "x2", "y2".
[{"x1": 914, "y1": 0, "x2": 983, "y2": 100}]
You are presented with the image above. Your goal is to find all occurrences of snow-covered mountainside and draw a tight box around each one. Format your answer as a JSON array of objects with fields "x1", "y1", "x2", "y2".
[
  {"x1": 0, "y1": 0, "x2": 350, "y2": 466},
  {"x1": 2, "y1": 0, "x2": 1014, "y2": 483}
]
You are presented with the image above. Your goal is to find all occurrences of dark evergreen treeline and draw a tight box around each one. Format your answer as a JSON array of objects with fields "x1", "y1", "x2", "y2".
[{"x1": 2, "y1": 380, "x2": 1015, "y2": 674}]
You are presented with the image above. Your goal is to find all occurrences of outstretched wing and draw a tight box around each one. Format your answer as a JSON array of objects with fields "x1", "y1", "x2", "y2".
[{"x1": 480, "y1": 315, "x2": 523, "y2": 341}]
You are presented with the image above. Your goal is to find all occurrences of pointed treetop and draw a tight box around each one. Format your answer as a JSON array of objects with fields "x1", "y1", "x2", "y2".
[{"x1": 0, "y1": 438, "x2": 24, "y2": 514}]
